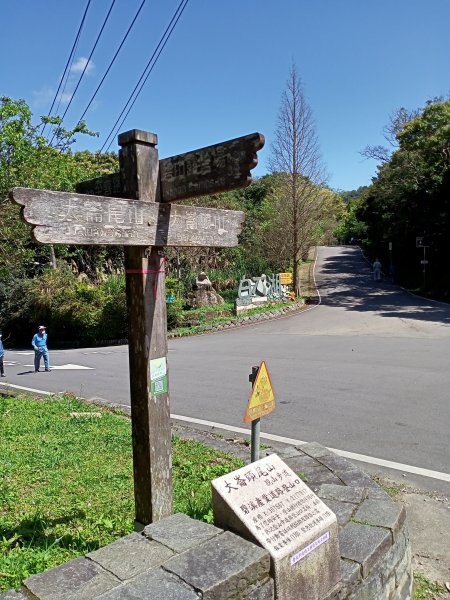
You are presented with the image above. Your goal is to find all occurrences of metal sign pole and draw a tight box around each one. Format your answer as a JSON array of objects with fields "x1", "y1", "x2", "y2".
[{"x1": 249, "y1": 365, "x2": 260, "y2": 462}]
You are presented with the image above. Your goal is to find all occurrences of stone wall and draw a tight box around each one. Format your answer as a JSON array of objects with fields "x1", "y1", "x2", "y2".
[
  {"x1": 168, "y1": 300, "x2": 306, "y2": 338},
  {"x1": 1, "y1": 443, "x2": 412, "y2": 600}
]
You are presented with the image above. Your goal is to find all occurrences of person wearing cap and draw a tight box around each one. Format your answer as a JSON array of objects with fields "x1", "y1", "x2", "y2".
[
  {"x1": 32, "y1": 325, "x2": 50, "y2": 372},
  {"x1": 0, "y1": 331, "x2": 5, "y2": 377}
]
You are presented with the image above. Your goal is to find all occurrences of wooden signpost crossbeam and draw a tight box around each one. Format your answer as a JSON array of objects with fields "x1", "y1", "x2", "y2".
[
  {"x1": 76, "y1": 132, "x2": 264, "y2": 203},
  {"x1": 12, "y1": 188, "x2": 245, "y2": 247},
  {"x1": 10, "y1": 128, "x2": 264, "y2": 528}
]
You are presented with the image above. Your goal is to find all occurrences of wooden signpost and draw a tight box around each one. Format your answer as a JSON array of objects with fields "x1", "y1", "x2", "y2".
[
  {"x1": 10, "y1": 129, "x2": 264, "y2": 528},
  {"x1": 12, "y1": 188, "x2": 245, "y2": 247}
]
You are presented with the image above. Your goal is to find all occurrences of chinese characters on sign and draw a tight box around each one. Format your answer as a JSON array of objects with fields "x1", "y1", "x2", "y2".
[
  {"x1": 159, "y1": 132, "x2": 265, "y2": 202},
  {"x1": 236, "y1": 273, "x2": 294, "y2": 309},
  {"x1": 11, "y1": 188, "x2": 244, "y2": 247},
  {"x1": 212, "y1": 454, "x2": 336, "y2": 561}
]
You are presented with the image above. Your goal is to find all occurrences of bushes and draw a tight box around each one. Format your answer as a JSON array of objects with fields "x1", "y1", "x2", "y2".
[{"x1": 4, "y1": 267, "x2": 127, "y2": 345}]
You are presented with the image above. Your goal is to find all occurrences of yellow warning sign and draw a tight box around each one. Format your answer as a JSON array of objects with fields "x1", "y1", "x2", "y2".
[
  {"x1": 279, "y1": 272, "x2": 293, "y2": 285},
  {"x1": 243, "y1": 361, "x2": 276, "y2": 423}
]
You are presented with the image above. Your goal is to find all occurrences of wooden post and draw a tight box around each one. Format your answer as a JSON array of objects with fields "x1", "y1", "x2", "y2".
[
  {"x1": 11, "y1": 129, "x2": 265, "y2": 530},
  {"x1": 118, "y1": 130, "x2": 172, "y2": 527}
]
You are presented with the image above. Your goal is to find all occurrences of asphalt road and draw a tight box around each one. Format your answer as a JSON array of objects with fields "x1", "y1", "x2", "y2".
[{"x1": 2, "y1": 246, "x2": 450, "y2": 494}]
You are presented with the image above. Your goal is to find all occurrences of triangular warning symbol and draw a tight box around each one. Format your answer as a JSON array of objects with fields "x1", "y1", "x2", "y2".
[{"x1": 243, "y1": 361, "x2": 276, "y2": 423}]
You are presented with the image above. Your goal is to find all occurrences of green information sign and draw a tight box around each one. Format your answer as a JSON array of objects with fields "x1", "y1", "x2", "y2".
[{"x1": 150, "y1": 357, "x2": 168, "y2": 396}]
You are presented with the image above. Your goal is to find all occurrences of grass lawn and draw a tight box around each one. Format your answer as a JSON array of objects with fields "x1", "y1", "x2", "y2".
[{"x1": 0, "y1": 394, "x2": 244, "y2": 592}]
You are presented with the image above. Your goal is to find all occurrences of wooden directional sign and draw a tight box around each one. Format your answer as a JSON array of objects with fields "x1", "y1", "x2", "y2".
[
  {"x1": 243, "y1": 361, "x2": 276, "y2": 423},
  {"x1": 159, "y1": 132, "x2": 265, "y2": 202},
  {"x1": 10, "y1": 188, "x2": 245, "y2": 247},
  {"x1": 76, "y1": 132, "x2": 265, "y2": 203},
  {"x1": 9, "y1": 127, "x2": 265, "y2": 528}
]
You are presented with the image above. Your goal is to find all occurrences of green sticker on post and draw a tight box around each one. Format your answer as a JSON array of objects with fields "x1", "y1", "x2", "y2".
[{"x1": 150, "y1": 357, "x2": 168, "y2": 396}]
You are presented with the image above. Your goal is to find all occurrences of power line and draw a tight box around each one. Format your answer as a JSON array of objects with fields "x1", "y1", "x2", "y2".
[
  {"x1": 58, "y1": 0, "x2": 117, "y2": 127},
  {"x1": 101, "y1": 0, "x2": 190, "y2": 152},
  {"x1": 41, "y1": 0, "x2": 92, "y2": 137},
  {"x1": 73, "y1": 0, "x2": 148, "y2": 128}
]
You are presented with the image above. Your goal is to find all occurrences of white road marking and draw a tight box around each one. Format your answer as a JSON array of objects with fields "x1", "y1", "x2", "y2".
[
  {"x1": 1, "y1": 379, "x2": 448, "y2": 484},
  {"x1": 4, "y1": 361, "x2": 19, "y2": 365},
  {"x1": 0, "y1": 382, "x2": 52, "y2": 395},
  {"x1": 24, "y1": 364, "x2": 94, "y2": 370},
  {"x1": 14, "y1": 352, "x2": 34, "y2": 355},
  {"x1": 50, "y1": 364, "x2": 94, "y2": 370},
  {"x1": 171, "y1": 414, "x2": 450, "y2": 483}
]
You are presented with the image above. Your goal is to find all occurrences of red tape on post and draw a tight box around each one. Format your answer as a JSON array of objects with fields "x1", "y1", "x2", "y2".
[
  {"x1": 125, "y1": 259, "x2": 166, "y2": 299},
  {"x1": 125, "y1": 269, "x2": 165, "y2": 274}
]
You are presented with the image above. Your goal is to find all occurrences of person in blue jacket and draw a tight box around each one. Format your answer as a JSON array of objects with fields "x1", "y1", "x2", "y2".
[
  {"x1": 32, "y1": 325, "x2": 50, "y2": 372},
  {"x1": 0, "y1": 331, "x2": 5, "y2": 377}
]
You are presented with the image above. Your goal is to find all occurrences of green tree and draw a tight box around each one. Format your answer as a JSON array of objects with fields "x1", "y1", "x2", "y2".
[
  {"x1": 268, "y1": 64, "x2": 326, "y2": 295},
  {"x1": 357, "y1": 99, "x2": 450, "y2": 295},
  {"x1": 0, "y1": 96, "x2": 120, "y2": 334}
]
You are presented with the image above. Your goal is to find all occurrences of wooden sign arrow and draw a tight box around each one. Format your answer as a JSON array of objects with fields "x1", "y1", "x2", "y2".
[
  {"x1": 76, "y1": 132, "x2": 265, "y2": 202},
  {"x1": 159, "y1": 132, "x2": 265, "y2": 202},
  {"x1": 10, "y1": 188, "x2": 245, "y2": 247}
]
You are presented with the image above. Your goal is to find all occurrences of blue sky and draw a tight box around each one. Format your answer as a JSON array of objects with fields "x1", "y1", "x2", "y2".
[{"x1": 2, "y1": 0, "x2": 449, "y2": 191}]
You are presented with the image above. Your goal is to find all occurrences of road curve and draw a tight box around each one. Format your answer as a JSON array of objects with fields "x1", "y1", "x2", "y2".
[{"x1": 2, "y1": 246, "x2": 449, "y2": 493}]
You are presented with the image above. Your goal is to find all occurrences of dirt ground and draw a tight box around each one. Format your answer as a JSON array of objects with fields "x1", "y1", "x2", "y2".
[{"x1": 367, "y1": 476, "x2": 449, "y2": 597}]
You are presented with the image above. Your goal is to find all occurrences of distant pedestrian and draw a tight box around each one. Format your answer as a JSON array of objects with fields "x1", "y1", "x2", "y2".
[
  {"x1": 0, "y1": 331, "x2": 5, "y2": 377},
  {"x1": 373, "y1": 258, "x2": 382, "y2": 281},
  {"x1": 32, "y1": 325, "x2": 50, "y2": 372}
]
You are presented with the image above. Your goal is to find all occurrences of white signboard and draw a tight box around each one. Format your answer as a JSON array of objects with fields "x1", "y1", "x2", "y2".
[
  {"x1": 212, "y1": 454, "x2": 341, "y2": 600},
  {"x1": 212, "y1": 454, "x2": 336, "y2": 561}
]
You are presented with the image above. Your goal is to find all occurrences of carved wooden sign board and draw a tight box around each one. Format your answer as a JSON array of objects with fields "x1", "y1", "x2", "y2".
[
  {"x1": 11, "y1": 188, "x2": 245, "y2": 247},
  {"x1": 11, "y1": 133, "x2": 264, "y2": 247},
  {"x1": 77, "y1": 132, "x2": 264, "y2": 203}
]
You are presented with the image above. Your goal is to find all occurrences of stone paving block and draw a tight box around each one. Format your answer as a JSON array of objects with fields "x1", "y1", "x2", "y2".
[
  {"x1": 384, "y1": 574, "x2": 396, "y2": 600},
  {"x1": 380, "y1": 530, "x2": 407, "y2": 581},
  {"x1": 96, "y1": 568, "x2": 200, "y2": 599},
  {"x1": 23, "y1": 557, "x2": 120, "y2": 600},
  {"x1": 396, "y1": 568, "x2": 413, "y2": 600},
  {"x1": 304, "y1": 467, "x2": 344, "y2": 489},
  {"x1": 340, "y1": 558, "x2": 362, "y2": 589},
  {"x1": 87, "y1": 532, "x2": 174, "y2": 581},
  {"x1": 283, "y1": 453, "x2": 324, "y2": 472},
  {"x1": 317, "y1": 483, "x2": 366, "y2": 505},
  {"x1": 0, "y1": 591, "x2": 29, "y2": 599},
  {"x1": 297, "y1": 442, "x2": 334, "y2": 459},
  {"x1": 321, "y1": 499, "x2": 356, "y2": 527},
  {"x1": 339, "y1": 522, "x2": 392, "y2": 578},
  {"x1": 265, "y1": 445, "x2": 300, "y2": 459},
  {"x1": 365, "y1": 486, "x2": 391, "y2": 501},
  {"x1": 143, "y1": 512, "x2": 222, "y2": 553},
  {"x1": 337, "y1": 468, "x2": 380, "y2": 490},
  {"x1": 353, "y1": 499, "x2": 406, "y2": 541},
  {"x1": 320, "y1": 581, "x2": 343, "y2": 600},
  {"x1": 347, "y1": 572, "x2": 383, "y2": 600},
  {"x1": 243, "y1": 579, "x2": 274, "y2": 599},
  {"x1": 394, "y1": 551, "x2": 412, "y2": 587},
  {"x1": 315, "y1": 454, "x2": 356, "y2": 473},
  {"x1": 163, "y1": 530, "x2": 270, "y2": 599}
]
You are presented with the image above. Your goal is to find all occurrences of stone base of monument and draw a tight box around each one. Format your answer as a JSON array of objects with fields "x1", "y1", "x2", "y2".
[
  {"x1": 1, "y1": 442, "x2": 412, "y2": 600},
  {"x1": 212, "y1": 454, "x2": 341, "y2": 600},
  {"x1": 187, "y1": 287, "x2": 224, "y2": 308}
]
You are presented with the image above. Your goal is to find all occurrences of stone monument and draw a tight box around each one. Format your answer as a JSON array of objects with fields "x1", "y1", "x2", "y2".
[
  {"x1": 187, "y1": 271, "x2": 224, "y2": 308},
  {"x1": 212, "y1": 454, "x2": 341, "y2": 600}
]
